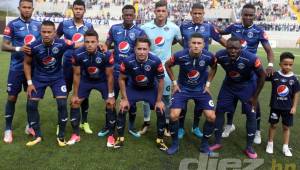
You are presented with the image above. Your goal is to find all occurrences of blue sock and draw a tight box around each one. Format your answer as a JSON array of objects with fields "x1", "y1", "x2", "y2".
[
  {"x1": 226, "y1": 112, "x2": 234, "y2": 125},
  {"x1": 214, "y1": 109, "x2": 225, "y2": 144},
  {"x1": 179, "y1": 110, "x2": 186, "y2": 129},
  {"x1": 156, "y1": 109, "x2": 166, "y2": 139},
  {"x1": 193, "y1": 109, "x2": 202, "y2": 129},
  {"x1": 107, "y1": 107, "x2": 116, "y2": 136},
  {"x1": 116, "y1": 111, "x2": 126, "y2": 137},
  {"x1": 128, "y1": 112, "x2": 136, "y2": 130},
  {"x1": 170, "y1": 120, "x2": 179, "y2": 146},
  {"x1": 70, "y1": 108, "x2": 80, "y2": 135},
  {"x1": 27, "y1": 100, "x2": 41, "y2": 137},
  {"x1": 5, "y1": 100, "x2": 16, "y2": 130},
  {"x1": 201, "y1": 120, "x2": 214, "y2": 148},
  {"x1": 56, "y1": 98, "x2": 68, "y2": 138},
  {"x1": 246, "y1": 110, "x2": 257, "y2": 148},
  {"x1": 81, "y1": 98, "x2": 89, "y2": 123}
]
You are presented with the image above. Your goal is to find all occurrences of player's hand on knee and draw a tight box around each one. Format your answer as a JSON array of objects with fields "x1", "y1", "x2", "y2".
[
  {"x1": 71, "y1": 96, "x2": 80, "y2": 105},
  {"x1": 155, "y1": 100, "x2": 165, "y2": 114},
  {"x1": 27, "y1": 85, "x2": 36, "y2": 98},
  {"x1": 172, "y1": 84, "x2": 181, "y2": 94},
  {"x1": 119, "y1": 99, "x2": 129, "y2": 113},
  {"x1": 106, "y1": 97, "x2": 115, "y2": 109},
  {"x1": 248, "y1": 96, "x2": 258, "y2": 112},
  {"x1": 203, "y1": 86, "x2": 211, "y2": 95}
]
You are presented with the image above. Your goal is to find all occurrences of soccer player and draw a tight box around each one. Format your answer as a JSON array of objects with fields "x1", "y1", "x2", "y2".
[
  {"x1": 23, "y1": 20, "x2": 79, "y2": 146},
  {"x1": 99, "y1": 4, "x2": 146, "y2": 138},
  {"x1": 218, "y1": 3, "x2": 275, "y2": 144},
  {"x1": 265, "y1": 52, "x2": 299, "y2": 157},
  {"x1": 165, "y1": 33, "x2": 217, "y2": 155},
  {"x1": 140, "y1": 0, "x2": 182, "y2": 136},
  {"x1": 178, "y1": 3, "x2": 226, "y2": 139},
  {"x1": 210, "y1": 37, "x2": 266, "y2": 159},
  {"x1": 56, "y1": 0, "x2": 94, "y2": 134},
  {"x1": 69, "y1": 30, "x2": 116, "y2": 147},
  {"x1": 2, "y1": 0, "x2": 40, "y2": 143},
  {"x1": 113, "y1": 37, "x2": 167, "y2": 151}
]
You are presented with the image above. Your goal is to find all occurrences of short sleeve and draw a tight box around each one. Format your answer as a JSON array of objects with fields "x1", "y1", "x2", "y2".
[
  {"x1": 210, "y1": 24, "x2": 222, "y2": 42},
  {"x1": 3, "y1": 22, "x2": 13, "y2": 41},
  {"x1": 106, "y1": 27, "x2": 113, "y2": 44},
  {"x1": 56, "y1": 22, "x2": 64, "y2": 38},
  {"x1": 156, "y1": 60, "x2": 165, "y2": 79},
  {"x1": 105, "y1": 51, "x2": 114, "y2": 67},
  {"x1": 223, "y1": 24, "x2": 233, "y2": 35},
  {"x1": 259, "y1": 30, "x2": 270, "y2": 45}
]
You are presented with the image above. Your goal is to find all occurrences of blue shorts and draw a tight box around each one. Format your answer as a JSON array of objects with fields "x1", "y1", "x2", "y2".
[
  {"x1": 127, "y1": 86, "x2": 157, "y2": 110},
  {"x1": 7, "y1": 70, "x2": 27, "y2": 96},
  {"x1": 31, "y1": 78, "x2": 67, "y2": 98},
  {"x1": 170, "y1": 90, "x2": 214, "y2": 110},
  {"x1": 78, "y1": 80, "x2": 108, "y2": 100},
  {"x1": 269, "y1": 108, "x2": 293, "y2": 127},
  {"x1": 216, "y1": 82, "x2": 256, "y2": 114}
]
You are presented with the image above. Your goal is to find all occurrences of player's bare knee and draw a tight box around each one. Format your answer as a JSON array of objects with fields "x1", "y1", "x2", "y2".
[
  {"x1": 8, "y1": 95, "x2": 17, "y2": 102},
  {"x1": 270, "y1": 124, "x2": 277, "y2": 129},
  {"x1": 282, "y1": 125, "x2": 289, "y2": 131}
]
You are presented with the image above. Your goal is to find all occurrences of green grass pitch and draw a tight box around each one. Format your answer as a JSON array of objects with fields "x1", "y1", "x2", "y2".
[{"x1": 0, "y1": 44, "x2": 299, "y2": 170}]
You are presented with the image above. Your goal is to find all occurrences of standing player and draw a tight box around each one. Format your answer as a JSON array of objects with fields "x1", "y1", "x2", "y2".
[
  {"x1": 56, "y1": 0, "x2": 94, "y2": 134},
  {"x1": 113, "y1": 37, "x2": 167, "y2": 151},
  {"x1": 165, "y1": 33, "x2": 217, "y2": 155},
  {"x1": 210, "y1": 37, "x2": 266, "y2": 158},
  {"x1": 98, "y1": 4, "x2": 146, "y2": 138},
  {"x1": 178, "y1": 3, "x2": 226, "y2": 139},
  {"x1": 218, "y1": 3, "x2": 275, "y2": 144},
  {"x1": 265, "y1": 52, "x2": 299, "y2": 157},
  {"x1": 23, "y1": 21, "x2": 79, "y2": 146},
  {"x1": 69, "y1": 30, "x2": 116, "y2": 147},
  {"x1": 2, "y1": 0, "x2": 40, "y2": 143},
  {"x1": 140, "y1": 0, "x2": 182, "y2": 136}
]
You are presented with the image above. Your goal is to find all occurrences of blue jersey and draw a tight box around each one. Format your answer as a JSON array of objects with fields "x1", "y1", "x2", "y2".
[
  {"x1": 56, "y1": 19, "x2": 94, "y2": 65},
  {"x1": 106, "y1": 24, "x2": 146, "y2": 66},
  {"x1": 73, "y1": 47, "x2": 114, "y2": 83},
  {"x1": 3, "y1": 17, "x2": 41, "y2": 71},
  {"x1": 170, "y1": 49, "x2": 215, "y2": 92},
  {"x1": 29, "y1": 39, "x2": 75, "y2": 81},
  {"x1": 215, "y1": 49, "x2": 264, "y2": 84},
  {"x1": 180, "y1": 21, "x2": 221, "y2": 50},
  {"x1": 266, "y1": 71, "x2": 300, "y2": 110},
  {"x1": 120, "y1": 53, "x2": 165, "y2": 89},
  {"x1": 141, "y1": 20, "x2": 182, "y2": 63},
  {"x1": 223, "y1": 23, "x2": 269, "y2": 54}
]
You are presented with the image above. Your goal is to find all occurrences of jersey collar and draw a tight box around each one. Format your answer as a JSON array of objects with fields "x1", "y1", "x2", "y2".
[
  {"x1": 19, "y1": 16, "x2": 32, "y2": 23},
  {"x1": 72, "y1": 19, "x2": 85, "y2": 29},
  {"x1": 242, "y1": 23, "x2": 254, "y2": 29},
  {"x1": 278, "y1": 70, "x2": 294, "y2": 77},
  {"x1": 153, "y1": 19, "x2": 168, "y2": 28},
  {"x1": 122, "y1": 23, "x2": 135, "y2": 30}
]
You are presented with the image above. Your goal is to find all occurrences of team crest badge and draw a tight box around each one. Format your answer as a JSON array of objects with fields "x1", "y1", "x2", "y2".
[
  {"x1": 247, "y1": 32, "x2": 254, "y2": 38},
  {"x1": 95, "y1": 57, "x2": 102, "y2": 64},
  {"x1": 238, "y1": 63, "x2": 245, "y2": 69},
  {"x1": 144, "y1": 65, "x2": 151, "y2": 71},
  {"x1": 129, "y1": 32, "x2": 136, "y2": 41},
  {"x1": 52, "y1": 47, "x2": 59, "y2": 54}
]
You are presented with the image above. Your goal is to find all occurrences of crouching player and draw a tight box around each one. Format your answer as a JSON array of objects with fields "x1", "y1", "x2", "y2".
[
  {"x1": 165, "y1": 33, "x2": 217, "y2": 155},
  {"x1": 265, "y1": 52, "x2": 300, "y2": 157},
  {"x1": 114, "y1": 37, "x2": 167, "y2": 151},
  {"x1": 68, "y1": 29, "x2": 116, "y2": 147},
  {"x1": 23, "y1": 21, "x2": 80, "y2": 146},
  {"x1": 211, "y1": 37, "x2": 266, "y2": 158}
]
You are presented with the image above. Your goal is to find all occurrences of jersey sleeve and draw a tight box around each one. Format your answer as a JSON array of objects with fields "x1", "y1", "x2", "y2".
[
  {"x1": 292, "y1": 77, "x2": 300, "y2": 93},
  {"x1": 106, "y1": 27, "x2": 114, "y2": 44},
  {"x1": 210, "y1": 24, "x2": 222, "y2": 42},
  {"x1": 252, "y1": 56, "x2": 264, "y2": 75},
  {"x1": 259, "y1": 30, "x2": 270, "y2": 45},
  {"x1": 209, "y1": 54, "x2": 217, "y2": 67},
  {"x1": 56, "y1": 22, "x2": 64, "y2": 38},
  {"x1": 120, "y1": 60, "x2": 128, "y2": 74},
  {"x1": 156, "y1": 60, "x2": 165, "y2": 79},
  {"x1": 139, "y1": 29, "x2": 147, "y2": 38},
  {"x1": 223, "y1": 24, "x2": 233, "y2": 35},
  {"x1": 105, "y1": 51, "x2": 114, "y2": 67},
  {"x1": 169, "y1": 51, "x2": 180, "y2": 66},
  {"x1": 72, "y1": 53, "x2": 81, "y2": 66},
  {"x1": 3, "y1": 22, "x2": 13, "y2": 41},
  {"x1": 174, "y1": 25, "x2": 182, "y2": 41}
]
